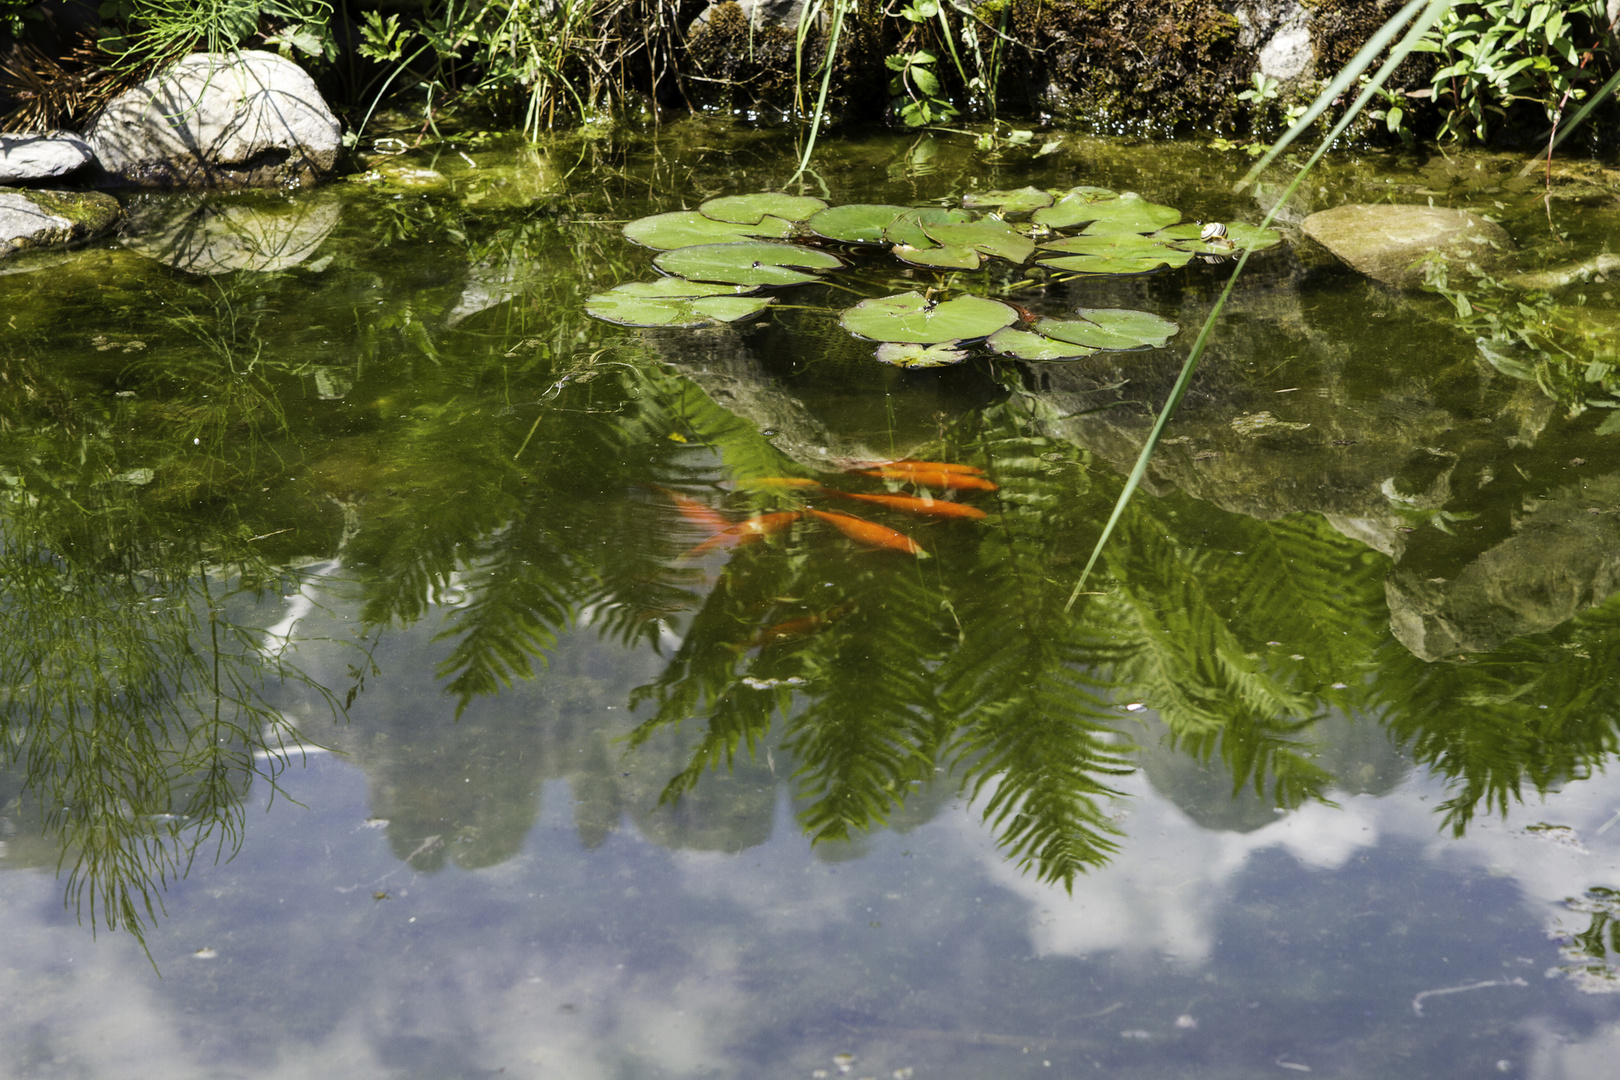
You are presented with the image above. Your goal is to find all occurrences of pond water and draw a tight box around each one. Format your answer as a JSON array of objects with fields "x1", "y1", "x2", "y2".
[{"x1": 5, "y1": 122, "x2": 1620, "y2": 1079}]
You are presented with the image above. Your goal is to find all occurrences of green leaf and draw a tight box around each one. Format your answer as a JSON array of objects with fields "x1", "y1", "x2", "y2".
[
  {"x1": 892, "y1": 243, "x2": 983, "y2": 270},
  {"x1": 1037, "y1": 309, "x2": 1179, "y2": 351},
  {"x1": 1157, "y1": 221, "x2": 1283, "y2": 254},
  {"x1": 653, "y1": 241, "x2": 845, "y2": 286},
  {"x1": 873, "y1": 341, "x2": 970, "y2": 367},
  {"x1": 805, "y1": 204, "x2": 914, "y2": 243},
  {"x1": 585, "y1": 281, "x2": 772, "y2": 327},
  {"x1": 911, "y1": 65, "x2": 942, "y2": 96},
  {"x1": 1037, "y1": 233, "x2": 1194, "y2": 275},
  {"x1": 699, "y1": 192, "x2": 829, "y2": 225},
  {"x1": 839, "y1": 291, "x2": 1018, "y2": 343},
  {"x1": 985, "y1": 327, "x2": 1099, "y2": 361},
  {"x1": 623, "y1": 210, "x2": 794, "y2": 250},
  {"x1": 884, "y1": 207, "x2": 973, "y2": 248},
  {"x1": 923, "y1": 217, "x2": 1036, "y2": 264},
  {"x1": 962, "y1": 186, "x2": 1055, "y2": 215}
]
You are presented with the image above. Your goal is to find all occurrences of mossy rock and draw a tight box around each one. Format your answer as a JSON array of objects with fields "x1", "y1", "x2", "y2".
[{"x1": 0, "y1": 189, "x2": 122, "y2": 259}]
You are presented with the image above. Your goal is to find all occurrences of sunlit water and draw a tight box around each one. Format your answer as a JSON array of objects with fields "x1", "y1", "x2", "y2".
[{"x1": 4, "y1": 122, "x2": 1620, "y2": 1079}]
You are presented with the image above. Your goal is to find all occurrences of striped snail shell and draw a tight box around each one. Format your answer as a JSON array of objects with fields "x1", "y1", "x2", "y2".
[{"x1": 1200, "y1": 221, "x2": 1229, "y2": 242}]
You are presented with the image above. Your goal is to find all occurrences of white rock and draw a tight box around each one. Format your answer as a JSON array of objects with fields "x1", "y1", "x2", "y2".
[
  {"x1": 0, "y1": 131, "x2": 95, "y2": 183},
  {"x1": 86, "y1": 51, "x2": 341, "y2": 189}
]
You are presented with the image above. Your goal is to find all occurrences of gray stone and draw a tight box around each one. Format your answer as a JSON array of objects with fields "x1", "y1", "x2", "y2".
[
  {"x1": 121, "y1": 190, "x2": 341, "y2": 274},
  {"x1": 1257, "y1": 4, "x2": 1313, "y2": 81},
  {"x1": 1301, "y1": 203, "x2": 1514, "y2": 289},
  {"x1": 0, "y1": 131, "x2": 95, "y2": 183},
  {"x1": 691, "y1": 0, "x2": 816, "y2": 31},
  {"x1": 85, "y1": 51, "x2": 341, "y2": 189},
  {"x1": 0, "y1": 188, "x2": 121, "y2": 259}
]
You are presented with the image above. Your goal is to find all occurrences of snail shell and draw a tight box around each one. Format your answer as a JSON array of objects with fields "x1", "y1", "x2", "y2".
[{"x1": 1200, "y1": 221, "x2": 1229, "y2": 242}]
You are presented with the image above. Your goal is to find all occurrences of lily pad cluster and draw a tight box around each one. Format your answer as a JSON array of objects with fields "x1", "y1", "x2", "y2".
[{"x1": 585, "y1": 186, "x2": 1283, "y2": 366}]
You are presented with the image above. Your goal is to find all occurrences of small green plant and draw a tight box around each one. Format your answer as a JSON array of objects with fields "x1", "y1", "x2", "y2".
[
  {"x1": 887, "y1": 47, "x2": 958, "y2": 126},
  {"x1": 1236, "y1": 71, "x2": 1280, "y2": 105},
  {"x1": 1413, "y1": 0, "x2": 1610, "y2": 142}
]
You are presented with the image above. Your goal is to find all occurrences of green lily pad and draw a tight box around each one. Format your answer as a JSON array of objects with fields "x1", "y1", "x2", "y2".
[
  {"x1": 804, "y1": 204, "x2": 913, "y2": 244},
  {"x1": 884, "y1": 207, "x2": 973, "y2": 249},
  {"x1": 1032, "y1": 190, "x2": 1180, "y2": 233},
  {"x1": 874, "y1": 341, "x2": 970, "y2": 367},
  {"x1": 1037, "y1": 233, "x2": 1194, "y2": 275},
  {"x1": 1157, "y1": 220, "x2": 1284, "y2": 254},
  {"x1": 1036, "y1": 309, "x2": 1179, "y2": 351},
  {"x1": 623, "y1": 210, "x2": 795, "y2": 250},
  {"x1": 962, "y1": 186, "x2": 1054, "y2": 215},
  {"x1": 986, "y1": 327, "x2": 1098, "y2": 361},
  {"x1": 839, "y1": 291, "x2": 1018, "y2": 343},
  {"x1": 700, "y1": 192, "x2": 829, "y2": 225},
  {"x1": 923, "y1": 217, "x2": 1035, "y2": 264},
  {"x1": 586, "y1": 280, "x2": 772, "y2": 327},
  {"x1": 893, "y1": 243, "x2": 982, "y2": 270},
  {"x1": 653, "y1": 241, "x2": 845, "y2": 286}
]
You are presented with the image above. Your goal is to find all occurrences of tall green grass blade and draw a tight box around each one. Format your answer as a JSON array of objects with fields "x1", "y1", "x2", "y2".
[
  {"x1": 1068, "y1": 0, "x2": 1454, "y2": 611},
  {"x1": 1234, "y1": 0, "x2": 1445, "y2": 194},
  {"x1": 791, "y1": 0, "x2": 849, "y2": 183}
]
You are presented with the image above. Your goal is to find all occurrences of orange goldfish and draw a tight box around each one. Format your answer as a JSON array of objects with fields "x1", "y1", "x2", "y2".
[
  {"x1": 809, "y1": 510, "x2": 927, "y2": 555},
  {"x1": 743, "y1": 477, "x2": 823, "y2": 490},
  {"x1": 829, "y1": 490, "x2": 988, "y2": 520},
  {"x1": 856, "y1": 467, "x2": 999, "y2": 492},
  {"x1": 651, "y1": 486, "x2": 734, "y2": 533},
  {"x1": 682, "y1": 511, "x2": 802, "y2": 559},
  {"x1": 742, "y1": 602, "x2": 855, "y2": 649},
  {"x1": 890, "y1": 458, "x2": 987, "y2": 476}
]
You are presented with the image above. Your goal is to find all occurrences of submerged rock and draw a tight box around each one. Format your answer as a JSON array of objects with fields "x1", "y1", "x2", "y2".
[
  {"x1": 85, "y1": 51, "x2": 341, "y2": 189},
  {"x1": 0, "y1": 131, "x2": 95, "y2": 183},
  {"x1": 0, "y1": 188, "x2": 121, "y2": 259},
  {"x1": 1301, "y1": 203, "x2": 1513, "y2": 289}
]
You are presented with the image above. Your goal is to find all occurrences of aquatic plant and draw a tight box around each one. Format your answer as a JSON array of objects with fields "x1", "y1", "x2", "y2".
[{"x1": 588, "y1": 186, "x2": 1281, "y2": 367}]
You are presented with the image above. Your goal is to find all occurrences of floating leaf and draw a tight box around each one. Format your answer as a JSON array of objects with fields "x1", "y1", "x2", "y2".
[
  {"x1": 962, "y1": 186, "x2": 1054, "y2": 215},
  {"x1": 653, "y1": 241, "x2": 844, "y2": 286},
  {"x1": 923, "y1": 217, "x2": 1035, "y2": 264},
  {"x1": 700, "y1": 192, "x2": 829, "y2": 225},
  {"x1": 874, "y1": 341, "x2": 970, "y2": 367},
  {"x1": 623, "y1": 210, "x2": 793, "y2": 250},
  {"x1": 893, "y1": 243, "x2": 982, "y2": 270},
  {"x1": 884, "y1": 207, "x2": 973, "y2": 248},
  {"x1": 1032, "y1": 190, "x2": 1179, "y2": 233},
  {"x1": 586, "y1": 280, "x2": 772, "y2": 327},
  {"x1": 840, "y1": 291, "x2": 1017, "y2": 343},
  {"x1": 1158, "y1": 220, "x2": 1284, "y2": 254},
  {"x1": 985, "y1": 327, "x2": 1098, "y2": 361},
  {"x1": 1037, "y1": 233, "x2": 1194, "y2": 275},
  {"x1": 1037, "y1": 309, "x2": 1179, "y2": 351},
  {"x1": 805, "y1": 204, "x2": 913, "y2": 243}
]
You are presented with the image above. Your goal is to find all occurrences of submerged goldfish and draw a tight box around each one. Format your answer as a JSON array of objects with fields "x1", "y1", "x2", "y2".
[
  {"x1": 809, "y1": 510, "x2": 927, "y2": 556},
  {"x1": 856, "y1": 466, "x2": 999, "y2": 492},
  {"x1": 743, "y1": 477, "x2": 823, "y2": 490},
  {"x1": 889, "y1": 458, "x2": 987, "y2": 476},
  {"x1": 651, "y1": 486, "x2": 734, "y2": 533},
  {"x1": 681, "y1": 511, "x2": 802, "y2": 559},
  {"x1": 829, "y1": 490, "x2": 988, "y2": 520},
  {"x1": 743, "y1": 601, "x2": 855, "y2": 650}
]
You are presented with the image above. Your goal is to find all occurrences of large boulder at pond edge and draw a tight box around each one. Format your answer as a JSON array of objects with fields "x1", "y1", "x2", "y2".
[
  {"x1": 1301, "y1": 203, "x2": 1513, "y2": 289},
  {"x1": 0, "y1": 131, "x2": 95, "y2": 183},
  {"x1": 85, "y1": 51, "x2": 341, "y2": 188},
  {"x1": 0, "y1": 189, "x2": 121, "y2": 259}
]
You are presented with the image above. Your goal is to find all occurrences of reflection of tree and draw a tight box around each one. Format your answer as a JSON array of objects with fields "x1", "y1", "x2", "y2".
[{"x1": 0, "y1": 486, "x2": 337, "y2": 949}]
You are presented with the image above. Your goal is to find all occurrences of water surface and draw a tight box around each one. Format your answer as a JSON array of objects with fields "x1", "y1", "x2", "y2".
[{"x1": 4, "y1": 123, "x2": 1620, "y2": 1079}]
